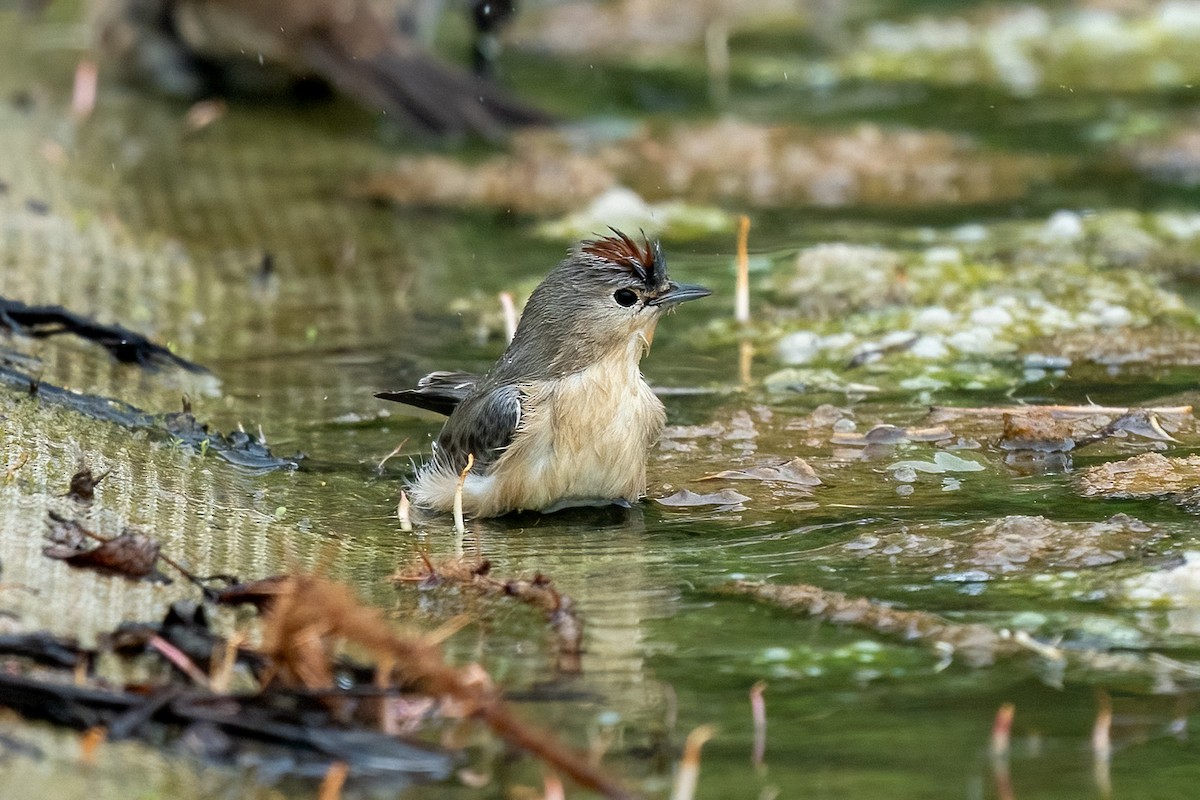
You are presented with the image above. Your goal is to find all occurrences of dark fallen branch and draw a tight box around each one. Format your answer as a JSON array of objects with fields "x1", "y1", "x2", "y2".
[
  {"x1": 0, "y1": 296, "x2": 207, "y2": 372},
  {"x1": 0, "y1": 672, "x2": 454, "y2": 786},
  {"x1": 0, "y1": 631, "x2": 89, "y2": 670},
  {"x1": 0, "y1": 576, "x2": 636, "y2": 798},
  {"x1": 0, "y1": 366, "x2": 299, "y2": 470}
]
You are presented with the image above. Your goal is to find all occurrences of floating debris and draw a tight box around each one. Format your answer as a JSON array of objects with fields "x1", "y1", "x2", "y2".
[
  {"x1": 889, "y1": 451, "x2": 985, "y2": 475},
  {"x1": 655, "y1": 488, "x2": 751, "y2": 508},
  {"x1": 0, "y1": 613, "x2": 453, "y2": 789},
  {"x1": 924, "y1": 404, "x2": 1194, "y2": 456},
  {"x1": 0, "y1": 575, "x2": 634, "y2": 798},
  {"x1": 704, "y1": 457, "x2": 821, "y2": 487},
  {"x1": 830, "y1": 423, "x2": 953, "y2": 447},
  {"x1": 257, "y1": 576, "x2": 630, "y2": 798},
  {"x1": 66, "y1": 468, "x2": 109, "y2": 503},
  {"x1": 720, "y1": 580, "x2": 1029, "y2": 667},
  {"x1": 1002, "y1": 408, "x2": 1181, "y2": 452}
]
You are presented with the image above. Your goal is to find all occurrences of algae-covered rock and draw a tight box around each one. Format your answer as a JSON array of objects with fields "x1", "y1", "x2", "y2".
[
  {"x1": 358, "y1": 122, "x2": 1045, "y2": 219},
  {"x1": 843, "y1": 3, "x2": 1200, "y2": 96},
  {"x1": 762, "y1": 209, "x2": 1199, "y2": 395},
  {"x1": 536, "y1": 186, "x2": 734, "y2": 239},
  {"x1": 1078, "y1": 453, "x2": 1200, "y2": 499},
  {"x1": 779, "y1": 244, "x2": 904, "y2": 319},
  {"x1": 1124, "y1": 553, "x2": 1200, "y2": 623}
]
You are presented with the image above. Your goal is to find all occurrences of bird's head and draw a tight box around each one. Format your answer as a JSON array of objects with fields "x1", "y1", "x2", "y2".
[{"x1": 505, "y1": 230, "x2": 711, "y2": 376}]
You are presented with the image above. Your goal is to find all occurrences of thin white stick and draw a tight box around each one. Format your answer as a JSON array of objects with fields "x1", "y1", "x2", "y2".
[
  {"x1": 71, "y1": 59, "x2": 98, "y2": 120},
  {"x1": 398, "y1": 490, "x2": 412, "y2": 532},
  {"x1": 671, "y1": 724, "x2": 716, "y2": 800},
  {"x1": 453, "y1": 453, "x2": 474, "y2": 535},
  {"x1": 735, "y1": 215, "x2": 751, "y2": 325},
  {"x1": 499, "y1": 292, "x2": 518, "y2": 343},
  {"x1": 1092, "y1": 691, "x2": 1112, "y2": 799}
]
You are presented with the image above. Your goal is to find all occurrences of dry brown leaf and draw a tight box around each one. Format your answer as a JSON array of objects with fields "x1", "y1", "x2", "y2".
[{"x1": 43, "y1": 513, "x2": 161, "y2": 580}]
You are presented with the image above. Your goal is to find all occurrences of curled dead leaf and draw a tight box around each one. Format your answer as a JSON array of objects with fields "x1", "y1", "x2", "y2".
[{"x1": 45, "y1": 531, "x2": 161, "y2": 579}]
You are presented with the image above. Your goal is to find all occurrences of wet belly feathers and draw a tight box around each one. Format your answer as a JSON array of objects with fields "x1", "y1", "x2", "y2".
[{"x1": 465, "y1": 359, "x2": 664, "y2": 516}]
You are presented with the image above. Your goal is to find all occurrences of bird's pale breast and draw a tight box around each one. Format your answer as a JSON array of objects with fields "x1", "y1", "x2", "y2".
[{"x1": 437, "y1": 342, "x2": 664, "y2": 517}]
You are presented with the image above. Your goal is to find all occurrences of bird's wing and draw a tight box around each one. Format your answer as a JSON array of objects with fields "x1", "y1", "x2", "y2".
[
  {"x1": 376, "y1": 370, "x2": 481, "y2": 416},
  {"x1": 432, "y1": 383, "x2": 521, "y2": 474}
]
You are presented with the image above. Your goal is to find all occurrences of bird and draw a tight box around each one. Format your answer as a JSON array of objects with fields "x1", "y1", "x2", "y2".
[
  {"x1": 91, "y1": 0, "x2": 549, "y2": 139},
  {"x1": 377, "y1": 230, "x2": 711, "y2": 518}
]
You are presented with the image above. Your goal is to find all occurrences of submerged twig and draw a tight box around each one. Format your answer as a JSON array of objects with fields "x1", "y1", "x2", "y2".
[
  {"x1": 750, "y1": 681, "x2": 767, "y2": 769},
  {"x1": 148, "y1": 634, "x2": 211, "y2": 688},
  {"x1": 928, "y1": 404, "x2": 1192, "y2": 420},
  {"x1": 377, "y1": 438, "x2": 410, "y2": 473},
  {"x1": 1093, "y1": 690, "x2": 1112, "y2": 800},
  {"x1": 671, "y1": 724, "x2": 716, "y2": 800},
  {"x1": 991, "y1": 703, "x2": 1014, "y2": 800},
  {"x1": 990, "y1": 703, "x2": 1014, "y2": 759},
  {"x1": 318, "y1": 761, "x2": 349, "y2": 800},
  {"x1": 734, "y1": 215, "x2": 750, "y2": 325}
]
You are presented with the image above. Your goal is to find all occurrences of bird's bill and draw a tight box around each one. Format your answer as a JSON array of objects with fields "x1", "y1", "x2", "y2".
[{"x1": 649, "y1": 282, "x2": 712, "y2": 306}]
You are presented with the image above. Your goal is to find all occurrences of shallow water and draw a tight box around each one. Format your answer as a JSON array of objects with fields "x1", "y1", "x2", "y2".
[{"x1": 4, "y1": 2, "x2": 1200, "y2": 798}]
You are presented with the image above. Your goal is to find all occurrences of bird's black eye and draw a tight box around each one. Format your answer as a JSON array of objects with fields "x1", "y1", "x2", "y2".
[{"x1": 614, "y1": 288, "x2": 639, "y2": 307}]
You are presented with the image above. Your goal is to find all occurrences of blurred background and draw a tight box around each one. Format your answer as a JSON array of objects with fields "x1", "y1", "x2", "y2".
[{"x1": 5, "y1": 1, "x2": 1200, "y2": 798}]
